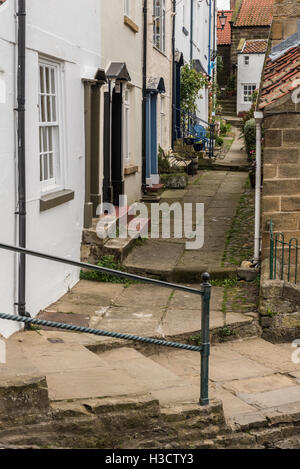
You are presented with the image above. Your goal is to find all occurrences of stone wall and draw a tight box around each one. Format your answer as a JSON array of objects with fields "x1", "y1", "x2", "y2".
[
  {"x1": 217, "y1": 45, "x2": 232, "y2": 86},
  {"x1": 260, "y1": 260, "x2": 300, "y2": 342},
  {"x1": 271, "y1": 0, "x2": 300, "y2": 45},
  {"x1": 3, "y1": 375, "x2": 300, "y2": 448},
  {"x1": 261, "y1": 102, "x2": 300, "y2": 275}
]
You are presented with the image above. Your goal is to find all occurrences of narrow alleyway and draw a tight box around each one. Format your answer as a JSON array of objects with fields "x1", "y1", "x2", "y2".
[
  {"x1": 5, "y1": 126, "x2": 300, "y2": 448},
  {"x1": 124, "y1": 126, "x2": 249, "y2": 278}
]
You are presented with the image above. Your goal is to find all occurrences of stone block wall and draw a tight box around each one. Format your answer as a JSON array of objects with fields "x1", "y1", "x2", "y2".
[
  {"x1": 260, "y1": 260, "x2": 300, "y2": 342},
  {"x1": 261, "y1": 103, "x2": 300, "y2": 281},
  {"x1": 218, "y1": 45, "x2": 232, "y2": 86},
  {"x1": 271, "y1": 0, "x2": 300, "y2": 45}
]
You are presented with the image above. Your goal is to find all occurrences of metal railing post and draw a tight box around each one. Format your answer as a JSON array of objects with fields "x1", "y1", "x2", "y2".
[
  {"x1": 200, "y1": 272, "x2": 211, "y2": 406},
  {"x1": 208, "y1": 123, "x2": 215, "y2": 158}
]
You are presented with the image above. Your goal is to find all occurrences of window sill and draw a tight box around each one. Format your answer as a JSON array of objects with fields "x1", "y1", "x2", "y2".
[
  {"x1": 153, "y1": 45, "x2": 167, "y2": 58},
  {"x1": 124, "y1": 15, "x2": 139, "y2": 33},
  {"x1": 124, "y1": 165, "x2": 139, "y2": 176},
  {"x1": 40, "y1": 189, "x2": 75, "y2": 212}
]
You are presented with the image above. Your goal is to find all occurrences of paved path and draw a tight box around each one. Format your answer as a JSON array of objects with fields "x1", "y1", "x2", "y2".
[
  {"x1": 124, "y1": 127, "x2": 249, "y2": 278},
  {"x1": 37, "y1": 280, "x2": 258, "y2": 341}
]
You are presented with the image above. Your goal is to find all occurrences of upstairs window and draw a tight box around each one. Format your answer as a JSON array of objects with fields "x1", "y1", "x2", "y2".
[
  {"x1": 38, "y1": 60, "x2": 61, "y2": 191},
  {"x1": 153, "y1": 0, "x2": 166, "y2": 53},
  {"x1": 244, "y1": 56, "x2": 250, "y2": 65}
]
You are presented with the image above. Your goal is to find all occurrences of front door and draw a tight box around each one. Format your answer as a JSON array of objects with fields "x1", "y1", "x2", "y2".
[{"x1": 111, "y1": 86, "x2": 124, "y2": 206}]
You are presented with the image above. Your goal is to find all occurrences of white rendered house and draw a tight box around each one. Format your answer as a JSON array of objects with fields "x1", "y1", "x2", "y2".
[
  {"x1": 0, "y1": 0, "x2": 102, "y2": 337},
  {"x1": 174, "y1": 0, "x2": 217, "y2": 137},
  {"x1": 237, "y1": 39, "x2": 268, "y2": 115}
]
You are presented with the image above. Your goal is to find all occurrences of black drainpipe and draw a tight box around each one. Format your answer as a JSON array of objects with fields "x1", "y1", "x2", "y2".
[
  {"x1": 16, "y1": 0, "x2": 28, "y2": 318},
  {"x1": 171, "y1": 0, "x2": 176, "y2": 149},
  {"x1": 141, "y1": 0, "x2": 147, "y2": 194}
]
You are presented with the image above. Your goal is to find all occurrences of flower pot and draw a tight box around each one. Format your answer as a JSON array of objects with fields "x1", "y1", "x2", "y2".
[
  {"x1": 194, "y1": 142, "x2": 203, "y2": 152},
  {"x1": 184, "y1": 137, "x2": 196, "y2": 145}
]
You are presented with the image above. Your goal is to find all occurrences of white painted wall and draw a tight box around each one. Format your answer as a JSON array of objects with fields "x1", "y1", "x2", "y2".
[
  {"x1": 0, "y1": 0, "x2": 101, "y2": 338},
  {"x1": 101, "y1": 0, "x2": 143, "y2": 205},
  {"x1": 175, "y1": 0, "x2": 216, "y2": 125},
  {"x1": 237, "y1": 53, "x2": 265, "y2": 114}
]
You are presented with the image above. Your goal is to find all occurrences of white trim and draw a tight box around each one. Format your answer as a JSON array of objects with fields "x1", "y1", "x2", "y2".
[
  {"x1": 242, "y1": 83, "x2": 256, "y2": 104},
  {"x1": 124, "y1": 0, "x2": 130, "y2": 17},
  {"x1": 38, "y1": 57, "x2": 65, "y2": 194}
]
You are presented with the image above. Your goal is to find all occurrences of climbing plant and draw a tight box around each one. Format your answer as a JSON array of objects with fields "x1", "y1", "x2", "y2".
[{"x1": 180, "y1": 64, "x2": 208, "y2": 117}]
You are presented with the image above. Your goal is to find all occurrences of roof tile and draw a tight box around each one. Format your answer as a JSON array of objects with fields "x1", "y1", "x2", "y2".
[
  {"x1": 242, "y1": 39, "x2": 268, "y2": 54},
  {"x1": 217, "y1": 10, "x2": 233, "y2": 46},
  {"x1": 235, "y1": 0, "x2": 274, "y2": 27},
  {"x1": 259, "y1": 45, "x2": 300, "y2": 109}
]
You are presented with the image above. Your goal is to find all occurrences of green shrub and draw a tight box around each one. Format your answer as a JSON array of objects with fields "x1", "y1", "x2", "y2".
[
  {"x1": 244, "y1": 118, "x2": 256, "y2": 159},
  {"x1": 220, "y1": 122, "x2": 232, "y2": 136},
  {"x1": 215, "y1": 136, "x2": 224, "y2": 147}
]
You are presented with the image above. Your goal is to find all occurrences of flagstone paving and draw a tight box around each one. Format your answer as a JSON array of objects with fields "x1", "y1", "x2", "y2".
[
  {"x1": 124, "y1": 127, "x2": 249, "y2": 279},
  {"x1": 39, "y1": 279, "x2": 257, "y2": 343}
]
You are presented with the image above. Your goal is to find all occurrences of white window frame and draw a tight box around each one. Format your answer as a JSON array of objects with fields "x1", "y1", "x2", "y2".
[
  {"x1": 153, "y1": 0, "x2": 166, "y2": 53},
  {"x1": 124, "y1": 0, "x2": 130, "y2": 17},
  {"x1": 243, "y1": 84, "x2": 256, "y2": 104},
  {"x1": 160, "y1": 95, "x2": 165, "y2": 148},
  {"x1": 244, "y1": 55, "x2": 250, "y2": 65},
  {"x1": 123, "y1": 88, "x2": 130, "y2": 163},
  {"x1": 38, "y1": 58, "x2": 64, "y2": 193}
]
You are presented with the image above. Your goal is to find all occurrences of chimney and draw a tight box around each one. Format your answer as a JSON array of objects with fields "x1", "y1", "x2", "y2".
[{"x1": 230, "y1": 0, "x2": 237, "y2": 10}]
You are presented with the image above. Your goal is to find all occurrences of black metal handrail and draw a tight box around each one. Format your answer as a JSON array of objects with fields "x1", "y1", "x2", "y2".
[
  {"x1": 0, "y1": 242, "x2": 211, "y2": 406},
  {"x1": 174, "y1": 106, "x2": 215, "y2": 158}
]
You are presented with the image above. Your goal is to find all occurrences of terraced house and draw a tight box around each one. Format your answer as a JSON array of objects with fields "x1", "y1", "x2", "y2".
[{"x1": 0, "y1": 0, "x2": 102, "y2": 338}]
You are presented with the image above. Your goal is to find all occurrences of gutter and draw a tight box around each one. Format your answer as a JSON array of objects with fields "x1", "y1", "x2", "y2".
[
  {"x1": 16, "y1": 0, "x2": 28, "y2": 318},
  {"x1": 141, "y1": 0, "x2": 147, "y2": 194}
]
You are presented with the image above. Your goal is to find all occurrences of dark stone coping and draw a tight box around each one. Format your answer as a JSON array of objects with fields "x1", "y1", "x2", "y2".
[{"x1": 40, "y1": 189, "x2": 75, "y2": 212}]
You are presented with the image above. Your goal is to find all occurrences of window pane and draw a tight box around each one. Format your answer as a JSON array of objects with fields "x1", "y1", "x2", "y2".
[
  {"x1": 43, "y1": 154, "x2": 49, "y2": 181},
  {"x1": 51, "y1": 68, "x2": 55, "y2": 94},
  {"x1": 39, "y1": 61, "x2": 60, "y2": 185},
  {"x1": 45, "y1": 67, "x2": 50, "y2": 94},
  {"x1": 39, "y1": 67, "x2": 44, "y2": 94}
]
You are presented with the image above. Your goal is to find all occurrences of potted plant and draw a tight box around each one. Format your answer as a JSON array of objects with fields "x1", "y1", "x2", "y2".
[{"x1": 184, "y1": 135, "x2": 196, "y2": 145}]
